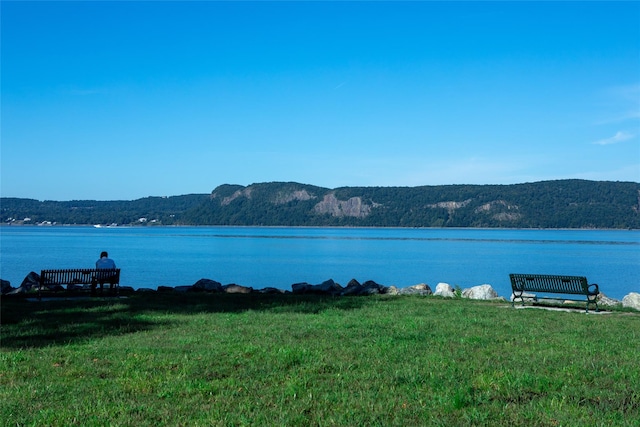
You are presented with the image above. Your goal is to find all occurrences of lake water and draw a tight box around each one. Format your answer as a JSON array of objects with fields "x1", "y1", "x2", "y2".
[{"x1": 1, "y1": 226, "x2": 638, "y2": 300}]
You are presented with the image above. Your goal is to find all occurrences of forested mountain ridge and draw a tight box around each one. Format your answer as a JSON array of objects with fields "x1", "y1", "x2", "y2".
[{"x1": 2, "y1": 180, "x2": 639, "y2": 229}]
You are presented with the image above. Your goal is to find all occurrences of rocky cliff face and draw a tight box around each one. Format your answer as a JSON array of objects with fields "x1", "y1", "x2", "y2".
[
  {"x1": 220, "y1": 188, "x2": 253, "y2": 206},
  {"x1": 313, "y1": 193, "x2": 372, "y2": 218},
  {"x1": 474, "y1": 200, "x2": 522, "y2": 222},
  {"x1": 425, "y1": 199, "x2": 521, "y2": 223},
  {"x1": 427, "y1": 200, "x2": 471, "y2": 210},
  {"x1": 274, "y1": 190, "x2": 315, "y2": 205}
]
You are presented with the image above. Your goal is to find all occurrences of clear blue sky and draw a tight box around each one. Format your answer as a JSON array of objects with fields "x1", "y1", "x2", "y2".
[{"x1": 2, "y1": 1, "x2": 639, "y2": 201}]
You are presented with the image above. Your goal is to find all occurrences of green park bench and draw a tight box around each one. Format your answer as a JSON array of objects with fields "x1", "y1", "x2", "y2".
[
  {"x1": 509, "y1": 273, "x2": 599, "y2": 313},
  {"x1": 39, "y1": 268, "x2": 121, "y2": 298}
]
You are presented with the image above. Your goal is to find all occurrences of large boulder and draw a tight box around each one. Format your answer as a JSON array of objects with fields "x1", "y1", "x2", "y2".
[
  {"x1": 258, "y1": 287, "x2": 285, "y2": 294},
  {"x1": 292, "y1": 279, "x2": 343, "y2": 295},
  {"x1": 622, "y1": 292, "x2": 640, "y2": 311},
  {"x1": 8, "y1": 272, "x2": 41, "y2": 294},
  {"x1": 341, "y1": 280, "x2": 386, "y2": 296},
  {"x1": 341, "y1": 279, "x2": 363, "y2": 296},
  {"x1": 193, "y1": 278, "x2": 223, "y2": 292},
  {"x1": 224, "y1": 284, "x2": 253, "y2": 294},
  {"x1": 397, "y1": 283, "x2": 432, "y2": 296},
  {"x1": 462, "y1": 284, "x2": 498, "y2": 300},
  {"x1": 596, "y1": 293, "x2": 621, "y2": 308},
  {"x1": 291, "y1": 282, "x2": 312, "y2": 294},
  {"x1": 434, "y1": 283, "x2": 455, "y2": 298},
  {"x1": 316, "y1": 279, "x2": 343, "y2": 294},
  {"x1": 360, "y1": 280, "x2": 385, "y2": 295},
  {"x1": 346, "y1": 279, "x2": 361, "y2": 288},
  {"x1": 1, "y1": 279, "x2": 12, "y2": 295},
  {"x1": 386, "y1": 285, "x2": 400, "y2": 295},
  {"x1": 20, "y1": 271, "x2": 40, "y2": 291}
]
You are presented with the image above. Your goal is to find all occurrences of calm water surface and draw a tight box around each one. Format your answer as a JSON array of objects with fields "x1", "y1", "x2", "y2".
[{"x1": 1, "y1": 226, "x2": 638, "y2": 300}]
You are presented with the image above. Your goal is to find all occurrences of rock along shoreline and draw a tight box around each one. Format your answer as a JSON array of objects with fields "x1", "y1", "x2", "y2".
[{"x1": 2, "y1": 273, "x2": 640, "y2": 311}]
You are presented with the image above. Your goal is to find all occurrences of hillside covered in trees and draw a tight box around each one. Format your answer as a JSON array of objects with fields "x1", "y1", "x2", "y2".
[{"x1": 2, "y1": 180, "x2": 639, "y2": 229}]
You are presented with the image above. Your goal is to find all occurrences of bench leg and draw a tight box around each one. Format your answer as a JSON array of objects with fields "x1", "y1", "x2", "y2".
[
  {"x1": 586, "y1": 296, "x2": 599, "y2": 313},
  {"x1": 512, "y1": 291, "x2": 524, "y2": 308}
]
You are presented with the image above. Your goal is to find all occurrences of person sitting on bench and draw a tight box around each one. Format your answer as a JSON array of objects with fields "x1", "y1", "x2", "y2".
[
  {"x1": 95, "y1": 251, "x2": 117, "y2": 292},
  {"x1": 96, "y1": 251, "x2": 116, "y2": 270}
]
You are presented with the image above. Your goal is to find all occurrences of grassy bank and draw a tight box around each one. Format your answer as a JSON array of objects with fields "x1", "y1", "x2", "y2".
[{"x1": 1, "y1": 293, "x2": 639, "y2": 426}]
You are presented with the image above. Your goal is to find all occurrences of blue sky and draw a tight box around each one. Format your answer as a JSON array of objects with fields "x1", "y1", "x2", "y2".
[{"x1": 2, "y1": 1, "x2": 639, "y2": 201}]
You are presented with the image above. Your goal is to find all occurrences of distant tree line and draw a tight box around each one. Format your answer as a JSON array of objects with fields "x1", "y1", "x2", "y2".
[
  {"x1": 2, "y1": 180, "x2": 639, "y2": 229},
  {"x1": 0, "y1": 195, "x2": 208, "y2": 226}
]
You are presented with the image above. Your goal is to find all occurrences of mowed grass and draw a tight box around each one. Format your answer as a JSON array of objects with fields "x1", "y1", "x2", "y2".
[{"x1": 1, "y1": 293, "x2": 639, "y2": 426}]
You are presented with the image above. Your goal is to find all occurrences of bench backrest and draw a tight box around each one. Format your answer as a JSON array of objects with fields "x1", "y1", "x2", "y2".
[
  {"x1": 40, "y1": 268, "x2": 120, "y2": 285},
  {"x1": 509, "y1": 274, "x2": 589, "y2": 295}
]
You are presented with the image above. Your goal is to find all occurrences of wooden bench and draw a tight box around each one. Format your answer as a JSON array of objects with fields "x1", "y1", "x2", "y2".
[
  {"x1": 39, "y1": 268, "x2": 121, "y2": 298},
  {"x1": 509, "y1": 273, "x2": 599, "y2": 312}
]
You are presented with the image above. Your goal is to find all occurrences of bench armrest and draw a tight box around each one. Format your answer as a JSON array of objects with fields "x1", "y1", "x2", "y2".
[{"x1": 588, "y1": 283, "x2": 599, "y2": 295}]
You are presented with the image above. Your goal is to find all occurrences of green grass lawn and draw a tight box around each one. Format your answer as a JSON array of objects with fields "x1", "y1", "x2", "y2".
[{"x1": 1, "y1": 293, "x2": 639, "y2": 426}]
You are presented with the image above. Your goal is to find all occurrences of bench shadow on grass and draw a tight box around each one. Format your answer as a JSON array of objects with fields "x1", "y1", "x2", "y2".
[{"x1": 0, "y1": 292, "x2": 372, "y2": 349}]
